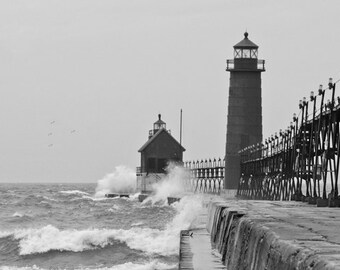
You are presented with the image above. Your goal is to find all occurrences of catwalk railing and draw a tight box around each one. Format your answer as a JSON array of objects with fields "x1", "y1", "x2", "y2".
[
  {"x1": 184, "y1": 158, "x2": 225, "y2": 194},
  {"x1": 237, "y1": 78, "x2": 340, "y2": 207}
]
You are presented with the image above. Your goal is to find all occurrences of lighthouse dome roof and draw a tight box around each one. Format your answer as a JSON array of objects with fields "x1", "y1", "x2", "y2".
[{"x1": 233, "y1": 32, "x2": 258, "y2": 49}]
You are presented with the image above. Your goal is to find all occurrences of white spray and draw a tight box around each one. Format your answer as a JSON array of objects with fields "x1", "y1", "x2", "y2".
[
  {"x1": 95, "y1": 166, "x2": 136, "y2": 197},
  {"x1": 143, "y1": 163, "x2": 191, "y2": 204}
]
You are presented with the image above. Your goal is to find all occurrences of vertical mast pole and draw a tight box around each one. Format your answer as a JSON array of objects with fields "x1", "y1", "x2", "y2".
[{"x1": 180, "y1": 109, "x2": 183, "y2": 146}]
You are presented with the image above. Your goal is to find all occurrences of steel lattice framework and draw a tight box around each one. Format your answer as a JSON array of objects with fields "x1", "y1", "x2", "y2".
[
  {"x1": 237, "y1": 79, "x2": 340, "y2": 207},
  {"x1": 184, "y1": 158, "x2": 225, "y2": 194}
]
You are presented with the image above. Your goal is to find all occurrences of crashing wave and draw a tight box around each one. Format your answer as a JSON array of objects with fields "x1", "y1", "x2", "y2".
[
  {"x1": 0, "y1": 260, "x2": 175, "y2": 270},
  {"x1": 106, "y1": 205, "x2": 120, "y2": 212},
  {"x1": 59, "y1": 190, "x2": 90, "y2": 196},
  {"x1": 0, "y1": 196, "x2": 203, "y2": 257},
  {"x1": 94, "y1": 166, "x2": 136, "y2": 197},
  {"x1": 131, "y1": 221, "x2": 144, "y2": 227},
  {"x1": 0, "y1": 225, "x2": 175, "y2": 256},
  {"x1": 12, "y1": 212, "x2": 24, "y2": 218}
]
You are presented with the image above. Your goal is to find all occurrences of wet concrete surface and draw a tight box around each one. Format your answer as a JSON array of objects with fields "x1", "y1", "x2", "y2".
[{"x1": 180, "y1": 197, "x2": 340, "y2": 269}]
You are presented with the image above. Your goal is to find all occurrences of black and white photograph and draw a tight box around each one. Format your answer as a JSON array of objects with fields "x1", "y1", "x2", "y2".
[{"x1": 1, "y1": 1, "x2": 340, "y2": 269}]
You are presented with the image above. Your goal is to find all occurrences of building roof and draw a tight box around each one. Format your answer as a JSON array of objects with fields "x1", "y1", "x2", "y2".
[
  {"x1": 233, "y1": 32, "x2": 258, "y2": 49},
  {"x1": 138, "y1": 128, "x2": 186, "y2": 152}
]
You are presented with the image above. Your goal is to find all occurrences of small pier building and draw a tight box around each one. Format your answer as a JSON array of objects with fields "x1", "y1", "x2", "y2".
[{"x1": 136, "y1": 114, "x2": 185, "y2": 193}]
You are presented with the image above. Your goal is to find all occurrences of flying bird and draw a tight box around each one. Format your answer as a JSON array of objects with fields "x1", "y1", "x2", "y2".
[
  {"x1": 48, "y1": 144, "x2": 53, "y2": 147},
  {"x1": 70, "y1": 130, "x2": 76, "y2": 133},
  {"x1": 50, "y1": 121, "x2": 55, "y2": 124},
  {"x1": 48, "y1": 133, "x2": 53, "y2": 136}
]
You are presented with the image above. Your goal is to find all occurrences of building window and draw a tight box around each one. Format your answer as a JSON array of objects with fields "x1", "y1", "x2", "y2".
[
  {"x1": 158, "y1": 158, "x2": 168, "y2": 173},
  {"x1": 147, "y1": 158, "x2": 156, "y2": 172}
]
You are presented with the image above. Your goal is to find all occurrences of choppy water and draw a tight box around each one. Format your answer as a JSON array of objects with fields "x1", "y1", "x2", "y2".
[{"x1": 0, "y1": 183, "x2": 202, "y2": 270}]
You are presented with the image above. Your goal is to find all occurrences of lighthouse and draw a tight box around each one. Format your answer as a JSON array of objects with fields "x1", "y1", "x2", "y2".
[
  {"x1": 136, "y1": 114, "x2": 185, "y2": 193},
  {"x1": 225, "y1": 32, "x2": 265, "y2": 189}
]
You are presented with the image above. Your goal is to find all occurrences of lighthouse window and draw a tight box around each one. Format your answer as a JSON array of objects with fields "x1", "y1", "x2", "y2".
[
  {"x1": 242, "y1": 49, "x2": 250, "y2": 58},
  {"x1": 251, "y1": 49, "x2": 258, "y2": 58},
  {"x1": 234, "y1": 49, "x2": 241, "y2": 58}
]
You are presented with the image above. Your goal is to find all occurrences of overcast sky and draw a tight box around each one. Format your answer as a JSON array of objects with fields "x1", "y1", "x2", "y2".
[{"x1": 1, "y1": 0, "x2": 339, "y2": 182}]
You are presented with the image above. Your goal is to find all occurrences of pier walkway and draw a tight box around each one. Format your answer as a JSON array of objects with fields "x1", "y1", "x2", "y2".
[
  {"x1": 179, "y1": 197, "x2": 340, "y2": 270},
  {"x1": 179, "y1": 203, "x2": 226, "y2": 270}
]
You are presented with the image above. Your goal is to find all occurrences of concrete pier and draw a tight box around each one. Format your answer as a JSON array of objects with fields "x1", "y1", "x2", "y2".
[
  {"x1": 179, "y1": 202, "x2": 227, "y2": 270},
  {"x1": 179, "y1": 229, "x2": 226, "y2": 270},
  {"x1": 180, "y1": 198, "x2": 340, "y2": 270},
  {"x1": 138, "y1": 194, "x2": 181, "y2": 204}
]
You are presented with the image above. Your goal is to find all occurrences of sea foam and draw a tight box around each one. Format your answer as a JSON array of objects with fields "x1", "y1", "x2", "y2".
[
  {"x1": 59, "y1": 190, "x2": 90, "y2": 196},
  {"x1": 0, "y1": 260, "x2": 175, "y2": 270},
  {"x1": 7, "y1": 225, "x2": 174, "y2": 256},
  {"x1": 142, "y1": 164, "x2": 190, "y2": 205},
  {"x1": 0, "y1": 194, "x2": 203, "y2": 256},
  {"x1": 12, "y1": 212, "x2": 24, "y2": 218}
]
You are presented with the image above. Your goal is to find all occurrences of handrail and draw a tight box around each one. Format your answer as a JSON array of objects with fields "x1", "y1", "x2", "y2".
[{"x1": 237, "y1": 78, "x2": 340, "y2": 207}]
